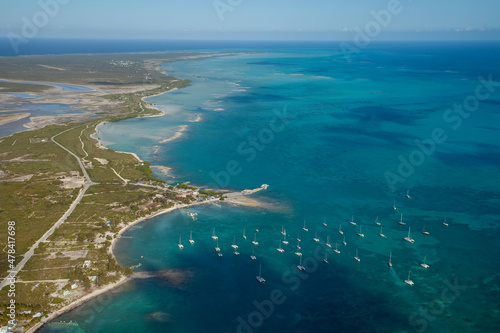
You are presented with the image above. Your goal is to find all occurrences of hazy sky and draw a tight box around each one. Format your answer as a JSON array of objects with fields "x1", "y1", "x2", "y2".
[{"x1": 1, "y1": 0, "x2": 500, "y2": 40}]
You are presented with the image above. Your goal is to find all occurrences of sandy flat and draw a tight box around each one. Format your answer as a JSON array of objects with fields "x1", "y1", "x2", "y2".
[{"x1": 0, "y1": 112, "x2": 31, "y2": 125}]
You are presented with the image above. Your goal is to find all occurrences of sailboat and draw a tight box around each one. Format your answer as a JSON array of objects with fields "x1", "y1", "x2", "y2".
[
  {"x1": 342, "y1": 235, "x2": 347, "y2": 246},
  {"x1": 313, "y1": 231, "x2": 320, "y2": 242},
  {"x1": 323, "y1": 253, "x2": 329, "y2": 264},
  {"x1": 215, "y1": 239, "x2": 221, "y2": 253},
  {"x1": 443, "y1": 217, "x2": 449, "y2": 227},
  {"x1": 379, "y1": 225, "x2": 387, "y2": 238},
  {"x1": 325, "y1": 235, "x2": 332, "y2": 248},
  {"x1": 256, "y1": 264, "x2": 266, "y2": 283},
  {"x1": 323, "y1": 218, "x2": 328, "y2": 227},
  {"x1": 211, "y1": 228, "x2": 218, "y2": 240},
  {"x1": 338, "y1": 224, "x2": 344, "y2": 235},
  {"x1": 282, "y1": 230, "x2": 289, "y2": 245},
  {"x1": 178, "y1": 235, "x2": 184, "y2": 249},
  {"x1": 393, "y1": 200, "x2": 397, "y2": 210},
  {"x1": 422, "y1": 226, "x2": 430, "y2": 235},
  {"x1": 357, "y1": 226, "x2": 365, "y2": 237},
  {"x1": 406, "y1": 189, "x2": 412, "y2": 199},
  {"x1": 349, "y1": 215, "x2": 357, "y2": 226},
  {"x1": 398, "y1": 213, "x2": 406, "y2": 226},
  {"x1": 233, "y1": 249, "x2": 240, "y2": 256},
  {"x1": 404, "y1": 227, "x2": 415, "y2": 243},
  {"x1": 375, "y1": 216, "x2": 381, "y2": 226},
  {"x1": 404, "y1": 270, "x2": 414, "y2": 285},
  {"x1": 242, "y1": 228, "x2": 247, "y2": 239},
  {"x1": 250, "y1": 246, "x2": 257, "y2": 260},
  {"x1": 420, "y1": 255, "x2": 429, "y2": 269},
  {"x1": 189, "y1": 231, "x2": 195, "y2": 245},
  {"x1": 387, "y1": 251, "x2": 392, "y2": 267},
  {"x1": 296, "y1": 232, "x2": 301, "y2": 242},
  {"x1": 296, "y1": 239, "x2": 301, "y2": 250},
  {"x1": 280, "y1": 225, "x2": 286, "y2": 236},
  {"x1": 277, "y1": 240, "x2": 285, "y2": 253},
  {"x1": 354, "y1": 248, "x2": 360, "y2": 262},
  {"x1": 252, "y1": 233, "x2": 259, "y2": 245},
  {"x1": 231, "y1": 236, "x2": 239, "y2": 249},
  {"x1": 297, "y1": 256, "x2": 306, "y2": 271},
  {"x1": 302, "y1": 220, "x2": 309, "y2": 232},
  {"x1": 334, "y1": 242, "x2": 340, "y2": 254}
]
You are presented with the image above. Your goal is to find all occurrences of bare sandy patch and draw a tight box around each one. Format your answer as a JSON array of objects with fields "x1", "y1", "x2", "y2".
[{"x1": 0, "y1": 112, "x2": 31, "y2": 125}]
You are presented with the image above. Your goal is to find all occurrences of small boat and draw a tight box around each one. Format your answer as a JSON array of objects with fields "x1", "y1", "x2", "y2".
[
  {"x1": 398, "y1": 213, "x2": 406, "y2": 226},
  {"x1": 297, "y1": 256, "x2": 306, "y2": 271},
  {"x1": 233, "y1": 250, "x2": 240, "y2": 255},
  {"x1": 323, "y1": 218, "x2": 328, "y2": 227},
  {"x1": 242, "y1": 228, "x2": 247, "y2": 239},
  {"x1": 277, "y1": 240, "x2": 285, "y2": 253},
  {"x1": 280, "y1": 225, "x2": 286, "y2": 236},
  {"x1": 215, "y1": 239, "x2": 221, "y2": 252},
  {"x1": 256, "y1": 264, "x2": 266, "y2": 283},
  {"x1": 342, "y1": 235, "x2": 347, "y2": 246},
  {"x1": 252, "y1": 233, "x2": 259, "y2": 245},
  {"x1": 187, "y1": 212, "x2": 198, "y2": 221},
  {"x1": 404, "y1": 271, "x2": 414, "y2": 285},
  {"x1": 218, "y1": 252, "x2": 223, "y2": 257},
  {"x1": 349, "y1": 215, "x2": 357, "y2": 226},
  {"x1": 296, "y1": 232, "x2": 301, "y2": 242},
  {"x1": 211, "y1": 228, "x2": 218, "y2": 240},
  {"x1": 302, "y1": 220, "x2": 309, "y2": 232},
  {"x1": 296, "y1": 239, "x2": 301, "y2": 250},
  {"x1": 313, "y1": 231, "x2": 320, "y2": 242},
  {"x1": 282, "y1": 230, "x2": 289, "y2": 245},
  {"x1": 387, "y1": 251, "x2": 392, "y2": 267},
  {"x1": 325, "y1": 235, "x2": 332, "y2": 248},
  {"x1": 250, "y1": 245, "x2": 257, "y2": 260},
  {"x1": 178, "y1": 235, "x2": 184, "y2": 249},
  {"x1": 338, "y1": 224, "x2": 344, "y2": 235},
  {"x1": 323, "y1": 253, "x2": 329, "y2": 264},
  {"x1": 354, "y1": 248, "x2": 360, "y2": 262},
  {"x1": 404, "y1": 227, "x2": 415, "y2": 244},
  {"x1": 443, "y1": 217, "x2": 449, "y2": 227},
  {"x1": 379, "y1": 225, "x2": 387, "y2": 238},
  {"x1": 357, "y1": 226, "x2": 365, "y2": 237},
  {"x1": 420, "y1": 255, "x2": 429, "y2": 269},
  {"x1": 375, "y1": 216, "x2": 381, "y2": 226},
  {"x1": 189, "y1": 231, "x2": 195, "y2": 245},
  {"x1": 406, "y1": 189, "x2": 412, "y2": 199},
  {"x1": 393, "y1": 200, "x2": 397, "y2": 210},
  {"x1": 422, "y1": 226, "x2": 430, "y2": 235},
  {"x1": 295, "y1": 250, "x2": 302, "y2": 256},
  {"x1": 334, "y1": 242, "x2": 340, "y2": 254},
  {"x1": 231, "y1": 236, "x2": 239, "y2": 249}
]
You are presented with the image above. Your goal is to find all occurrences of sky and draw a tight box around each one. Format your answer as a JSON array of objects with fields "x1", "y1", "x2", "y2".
[{"x1": 1, "y1": 0, "x2": 500, "y2": 41}]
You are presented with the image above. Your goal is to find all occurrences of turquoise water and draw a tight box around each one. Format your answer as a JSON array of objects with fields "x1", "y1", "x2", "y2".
[{"x1": 41, "y1": 43, "x2": 500, "y2": 332}]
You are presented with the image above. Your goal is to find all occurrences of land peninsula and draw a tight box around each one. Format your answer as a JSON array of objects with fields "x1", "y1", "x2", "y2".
[{"x1": 0, "y1": 52, "x2": 264, "y2": 332}]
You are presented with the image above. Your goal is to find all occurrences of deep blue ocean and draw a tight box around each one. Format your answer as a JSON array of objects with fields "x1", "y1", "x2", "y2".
[{"x1": 23, "y1": 40, "x2": 500, "y2": 332}]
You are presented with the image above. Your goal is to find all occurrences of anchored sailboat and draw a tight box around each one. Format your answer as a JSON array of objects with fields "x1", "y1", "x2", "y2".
[
  {"x1": 250, "y1": 245, "x2": 257, "y2": 260},
  {"x1": 342, "y1": 235, "x2": 347, "y2": 246},
  {"x1": 215, "y1": 239, "x2": 221, "y2": 253},
  {"x1": 387, "y1": 251, "x2": 392, "y2": 267},
  {"x1": 189, "y1": 231, "x2": 195, "y2": 245},
  {"x1": 404, "y1": 227, "x2": 415, "y2": 243},
  {"x1": 313, "y1": 231, "x2": 320, "y2": 242},
  {"x1": 422, "y1": 226, "x2": 430, "y2": 235},
  {"x1": 302, "y1": 220, "x2": 309, "y2": 232},
  {"x1": 379, "y1": 225, "x2": 387, "y2": 238},
  {"x1": 375, "y1": 216, "x2": 381, "y2": 226},
  {"x1": 242, "y1": 228, "x2": 247, "y2": 239},
  {"x1": 404, "y1": 270, "x2": 414, "y2": 285},
  {"x1": 323, "y1": 218, "x2": 328, "y2": 227},
  {"x1": 231, "y1": 236, "x2": 238, "y2": 249},
  {"x1": 282, "y1": 229, "x2": 289, "y2": 245},
  {"x1": 277, "y1": 240, "x2": 285, "y2": 253},
  {"x1": 406, "y1": 189, "x2": 412, "y2": 199},
  {"x1": 211, "y1": 228, "x2": 218, "y2": 240},
  {"x1": 393, "y1": 200, "x2": 397, "y2": 210},
  {"x1": 252, "y1": 233, "x2": 259, "y2": 245},
  {"x1": 256, "y1": 264, "x2": 265, "y2": 283},
  {"x1": 178, "y1": 235, "x2": 184, "y2": 249},
  {"x1": 325, "y1": 235, "x2": 332, "y2": 248},
  {"x1": 398, "y1": 213, "x2": 406, "y2": 226},
  {"x1": 443, "y1": 217, "x2": 449, "y2": 227},
  {"x1": 354, "y1": 248, "x2": 360, "y2": 262},
  {"x1": 334, "y1": 242, "x2": 340, "y2": 254},
  {"x1": 420, "y1": 255, "x2": 429, "y2": 269},
  {"x1": 357, "y1": 226, "x2": 365, "y2": 237},
  {"x1": 349, "y1": 215, "x2": 357, "y2": 226},
  {"x1": 297, "y1": 256, "x2": 305, "y2": 271},
  {"x1": 338, "y1": 224, "x2": 344, "y2": 235}
]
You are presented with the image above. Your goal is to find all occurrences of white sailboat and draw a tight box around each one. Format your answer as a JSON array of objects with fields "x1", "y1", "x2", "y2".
[
  {"x1": 354, "y1": 248, "x2": 360, "y2": 262},
  {"x1": 398, "y1": 213, "x2": 406, "y2": 226},
  {"x1": 323, "y1": 218, "x2": 328, "y2": 227},
  {"x1": 404, "y1": 227, "x2": 415, "y2": 243},
  {"x1": 375, "y1": 216, "x2": 381, "y2": 226},
  {"x1": 250, "y1": 246, "x2": 257, "y2": 260},
  {"x1": 313, "y1": 231, "x2": 320, "y2": 242},
  {"x1": 323, "y1": 253, "x2": 329, "y2": 264},
  {"x1": 189, "y1": 231, "x2": 195, "y2": 245},
  {"x1": 387, "y1": 251, "x2": 392, "y2": 267},
  {"x1": 211, "y1": 227, "x2": 218, "y2": 240},
  {"x1": 349, "y1": 215, "x2": 357, "y2": 226},
  {"x1": 338, "y1": 224, "x2": 344, "y2": 235},
  {"x1": 422, "y1": 226, "x2": 430, "y2": 235},
  {"x1": 357, "y1": 226, "x2": 365, "y2": 237},
  {"x1": 325, "y1": 235, "x2": 332, "y2": 248},
  {"x1": 277, "y1": 240, "x2": 285, "y2": 253},
  {"x1": 393, "y1": 200, "x2": 397, "y2": 210},
  {"x1": 342, "y1": 235, "x2": 347, "y2": 246},
  {"x1": 406, "y1": 189, "x2": 412, "y2": 199},
  {"x1": 280, "y1": 225, "x2": 286, "y2": 236},
  {"x1": 420, "y1": 255, "x2": 429, "y2": 269},
  {"x1": 242, "y1": 228, "x2": 247, "y2": 239},
  {"x1": 297, "y1": 256, "x2": 305, "y2": 271},
  {"x1": 233, "y1": 249, "x2": 240, "y2": 256},
  {"x1": 282, "y1": 229, "x2": 289, "y2": 245},
  {"x1": 296, "y1": 239, "x2": 301, "y2": 250},
  {"x1": 404, "y1": 270, "x2": 414, "y2": 285},
  {"x1": 302, "y1": 220, "x2": 309, "y2": 232},
  {"x1": 231, "y1": 236, "x2": 239, "y2": 250},
  {"x1": 252, "y1": 233, "x2": 259, "y2": 245},
  {"x1": 379, "y1": 225, "x2": 387, "y2": 238},
  {"x1": 443, "y1": 217, "x2": 449, "y2": 227},
  {"x1": 178, "y1": 235, "x2": 184, "y2": 249},
  {"x1": 334, "y1": 242, "x2": 340, "y2": 254},
  {"x1": 215, "y1": 239, "x2": 221, "y2": 252},
  {"x1": 295, "y1": 249, "x2": 302, "y2": 256},
  {"x1": 256, "y1": 264, "x2": 265, "y2": 283},
  {"x1": 296, "y1": 232, "x2": 301, "y2": 242}
]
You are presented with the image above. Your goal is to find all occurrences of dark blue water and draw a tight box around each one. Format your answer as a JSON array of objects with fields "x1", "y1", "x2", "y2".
[{"x1": 37, "y1": 41, "x2": 500, "y2": 333}]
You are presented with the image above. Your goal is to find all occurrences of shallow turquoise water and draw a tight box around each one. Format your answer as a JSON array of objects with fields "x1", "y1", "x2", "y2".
[{"x1": 41, "y1": 42, "x2": 500, "y2": 333}]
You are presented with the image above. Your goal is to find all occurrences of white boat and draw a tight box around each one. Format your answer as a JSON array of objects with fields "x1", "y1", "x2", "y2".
[
  {"x1": 349, "y1": 215, "x2": 357, "y2": 226},
  {"x1": 443, "y1": 217, "x2": 449, "y2": 227},
  {"x1": 357, "y1": 226, "x2": 365, "y2": 237},
  {"x1": 189, "y1": 231, "x2": 195, "y2": 245},
  {"x1": 250, "y1": 246, "x2": 257, "y2": 260},
  {"x1": 282, "y1": 230, "x2": 289, "y2": 245},
  {"x1": 398, "y1": 213, "x2": 406, "y2": 226},
  {"x1": 242, "y1": 228, "x2": 247, "y2": 239},
  {"x1": 313, "y1": 231, "x2": 320, "y2": 242},
  {"x1": 404, "y1": 227, "x2": 415, "y2": 243},
  {"x1": 178, "y1": 235, "x2": 184, "y2": 249},
  {"x1": 295, "y1": 250, "x2": 302, "y2": 256},
  {"x1": 404, "y1": 271, "x2": 414, "y2": 285},
  {"x1": 252, "y1": 233, "x2": 259, "y2": 245},
  {"x1": 422, "y1": 226, "x2": 430, "y2": 235},
  {"x1": 375, "y1": 216, "x2": 381, "y2": 226},
  {"x1": 302, "y1": 220, "x2": 309, "y2": 232},
  {"x1": 296, "y1": 239, "x2": 301, "y2": 250},
  {"x1": 211, "y1": 228, "x2": 218, "y2": 240},
  {"x1": 231, "y1": 236, "x2": 239, "y2": 249},
  {"x1": 379, "y1": 225, "x2": 387, "y2": 238},
  {"x1": 334, "y1": 242, "x2": 340, "y2": 254},
  {"x1": 215, "y1": 239, "x2": 221, "y2": 253},
  {"x1": 218, "y1": 252, "x2": 223, "y2": 257},
  {"x1": 296, "y1": 232, "x2": 301, "y2": 242},
  {"x1": 323, "y1": 253, "x2": 329, "y2": 264},
  {"x1": 406, "y1": 189, "x2": 412, "y2": 199},
  {"x1": 354, "y1": 248, "x2": 360, "y2": 262},
  {"x1": 256, "y1": 264, "x2": 266, "y2": 283},
  {"x1": 280, "y1": 225, "x2": 286, "y2": 236},
  {"x1": 277, "y1": 240, "x2": 285, "y2": 253},
  {"x1": 297, "y1": 256, "x2": 305, "y2": 271},
  {"x1": 342, "y1": 235, "x2": 347, "y2": 246},
  {"x1": 323, "y1": 218, "x2": 328, "y2": 227},
  {"x1": 387, "y1": 251, "x2": 392, "y2": 267},
  {"x1": 393, "y1": 200, "x2": 397, "y2": 210},
  {"x1": 338, "y1": 224, "x2": 343, "y2": 235},
  {"x1": 187, "y1": 212, "x2": 198, "y2": 221},
  {"x1": 233, "y1": 250, "x2": 240, "y2": 255},
  {"x1": 420, "y1": 255, "x2": 429, "y2": 269},
  {"x1": 325, "y1": 235, "x2": 332, "y2": 248}
]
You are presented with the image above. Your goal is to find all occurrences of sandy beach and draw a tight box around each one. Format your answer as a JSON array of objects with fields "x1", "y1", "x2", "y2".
[{"x1": 0, "y1": 112, "x2": 31, "y2": 126}]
